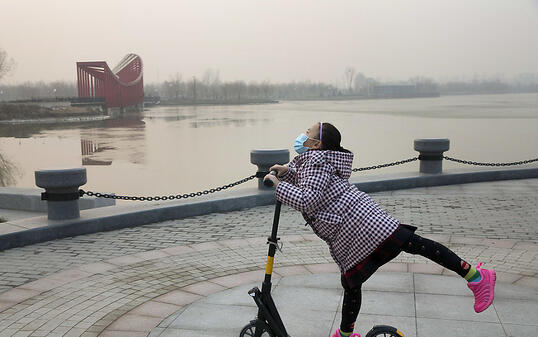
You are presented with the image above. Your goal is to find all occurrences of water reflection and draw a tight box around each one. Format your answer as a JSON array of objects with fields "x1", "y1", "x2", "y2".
[
  {"x1": 79, "y1": 116, "x2": 147, "y2": 166},
  {"x1": 102, "y1": 117, "x2": 146, "y2": 128},
  {"x1": 82, "y1": 157, "x2": 113, "y2": 166},
  {"x1": 81, "y1": 139, "x2": 113, "y2": 166}
]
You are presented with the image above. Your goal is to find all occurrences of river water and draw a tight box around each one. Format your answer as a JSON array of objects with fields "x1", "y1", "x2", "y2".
[{"x1": 0, "y1": 93, "x2": 537, "y2": 198}]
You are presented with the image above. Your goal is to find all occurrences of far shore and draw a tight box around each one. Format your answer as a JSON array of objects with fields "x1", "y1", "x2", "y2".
[
  {"x1": 1, "y1": 91, "x2": 535, "y2": 123},
  {"x1": 0, "y1": 103, "x2": 105, "y2": 122},
  {"x1": 157, "y1": 98, "x2": 279, "y2": 106},
  {"x1": 0, "y1": 99, "x2": 279, "y2": 123}
]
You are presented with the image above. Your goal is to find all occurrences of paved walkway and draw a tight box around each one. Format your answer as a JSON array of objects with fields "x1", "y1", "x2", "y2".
[
  {"x1": 150, "y1": 271, "x2": 538, "y2": 337},
  {"x1": 0, "y1": 179, "x2": 536, "y2": 336}
]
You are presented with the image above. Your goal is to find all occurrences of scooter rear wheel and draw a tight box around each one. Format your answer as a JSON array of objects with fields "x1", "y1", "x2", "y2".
[
  {"x1": 239, "y1": 320, "x2": 275, "y2": 337},
  {"x1": 365, "y1": 325, "x2": 404, "y2": 337}
]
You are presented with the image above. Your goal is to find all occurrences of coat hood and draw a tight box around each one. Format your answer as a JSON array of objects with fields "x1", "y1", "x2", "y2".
[
  {"x1": 298, "y1": 150, "x2": 354, "y2": 180},
  {"x1": 324, "y1": 150, "x2": 354, "y2": 179}
]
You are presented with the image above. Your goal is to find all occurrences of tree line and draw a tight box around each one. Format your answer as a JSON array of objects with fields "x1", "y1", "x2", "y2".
[
  {"x1": 145, "y1": 70, "x2": 341, "y2": 102},
  {"x1": 2, "y1": 75, "x2": 537, "y2": 103},
  {"x1": 0, "y1": 48, "x2": 537, "y2": 102}
]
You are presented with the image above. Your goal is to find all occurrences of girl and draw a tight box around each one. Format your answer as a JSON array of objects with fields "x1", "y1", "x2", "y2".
[{"x1": 263, "y1": 122, "x2": 496, "y2": 337}]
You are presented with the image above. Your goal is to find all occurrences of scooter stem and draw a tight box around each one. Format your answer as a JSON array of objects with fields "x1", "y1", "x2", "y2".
[{"x1": 262, "y1": 201, "x2": 282, "y2": 292}]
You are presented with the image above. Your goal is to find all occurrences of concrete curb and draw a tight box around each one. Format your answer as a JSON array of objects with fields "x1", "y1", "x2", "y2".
[
  {"x1": 351, "y1": 167, "x2": 538, "y2": 192},
  {"x1": 0, "y1": 167, "x2": 537, "y2": 251}
]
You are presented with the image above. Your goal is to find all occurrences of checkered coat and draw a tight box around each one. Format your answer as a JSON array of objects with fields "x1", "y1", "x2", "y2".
[{"x1": 275, "y1": 150, "x2": 400, "y2": 273}]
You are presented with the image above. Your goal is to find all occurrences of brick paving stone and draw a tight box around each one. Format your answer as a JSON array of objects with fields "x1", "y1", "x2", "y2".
[
  {"x1": 0, "y1": 234, "x2": 535, "y2": 336},
  {"x1": 0, "y1": 179, "x2": 536, "y2": 336}
]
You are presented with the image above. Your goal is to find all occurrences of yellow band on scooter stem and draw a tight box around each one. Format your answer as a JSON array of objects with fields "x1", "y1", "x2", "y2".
[{"x1": 265, "y1": 256, "x2": 274, "y2": 275}]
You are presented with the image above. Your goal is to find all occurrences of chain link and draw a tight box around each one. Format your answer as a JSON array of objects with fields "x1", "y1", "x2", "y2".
[
  {"x1": 443, "y1": 156, "x2": 538, "y2": 167},
  {"x1": 80, "y1": 175, "x2": 256, "y2": 201},
  {"x1": 352, "y1": 157, "x2": 419, "y2": 172}
]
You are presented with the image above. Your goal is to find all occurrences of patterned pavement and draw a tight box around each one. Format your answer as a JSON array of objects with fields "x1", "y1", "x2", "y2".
[{"x1": 0, "y1": 179, "x2": 536, "y2": 336}]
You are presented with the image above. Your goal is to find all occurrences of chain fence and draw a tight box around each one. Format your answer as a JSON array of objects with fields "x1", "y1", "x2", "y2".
[
  {"x1": 443, "y1": 156, "x2": 538, "y2": 167},
  {"x1": 79, "y1": 155, "x2": 537, "y2": 201},
  {"x1": 352, "y1": 157, "x2": 418, "y2": 172},
  {"x1": 80, "y1": 175, "x2": 257, "y2": 202}
]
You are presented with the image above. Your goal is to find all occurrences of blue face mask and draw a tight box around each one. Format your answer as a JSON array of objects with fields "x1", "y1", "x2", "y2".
[{"x1": 294, "y1": 133, "x2": 309, "y2": 154}]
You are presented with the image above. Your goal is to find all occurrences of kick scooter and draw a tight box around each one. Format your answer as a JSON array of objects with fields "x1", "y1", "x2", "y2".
[{"x1": 240, "y1": 172, "x2": 405, "y2": 337}]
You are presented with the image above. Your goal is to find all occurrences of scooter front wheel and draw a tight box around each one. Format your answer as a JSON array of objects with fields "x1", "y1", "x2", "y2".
[{"x1": 239, "y1": 320, "x2": 275, "y2": 337}]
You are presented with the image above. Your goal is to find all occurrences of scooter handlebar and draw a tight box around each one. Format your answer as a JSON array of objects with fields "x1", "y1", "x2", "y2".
[{"x1": 263, "y1": 170, "x2": 278, "y2": 187}]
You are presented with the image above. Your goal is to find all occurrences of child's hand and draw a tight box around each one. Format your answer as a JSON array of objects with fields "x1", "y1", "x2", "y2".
[
  {"x1": 269, "y1": 164, "x2": 288, "y2": 177},
  {"x1": 263, "y1": 173, "x2": 280, "y2": 188}
]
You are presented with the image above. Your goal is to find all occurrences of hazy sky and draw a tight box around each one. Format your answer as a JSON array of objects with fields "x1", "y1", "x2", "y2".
[{"x1": 1, "y1": 0, "x2": 537, "y2": 84}]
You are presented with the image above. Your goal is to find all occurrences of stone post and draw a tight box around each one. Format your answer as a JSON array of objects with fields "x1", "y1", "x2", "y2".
[
  {"x1": 414, "y1": 138, "x2": 450, "y2": 174},
  {"x1": 35, "y1": 168, "x2": 87, "y2": 220},
  {"x1": 250, "y1": 149, "x2": 290, "y2": 190}
]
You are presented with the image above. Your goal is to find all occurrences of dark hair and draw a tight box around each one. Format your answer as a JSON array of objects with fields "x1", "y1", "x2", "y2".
[{"x1": 319, "y1": 122, "x2": 351, "y2": 153}]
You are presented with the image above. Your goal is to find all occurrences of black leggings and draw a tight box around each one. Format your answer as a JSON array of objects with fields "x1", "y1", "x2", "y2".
[{"x1": 340, "y1": 233, "x2": 470, "y2": 332}]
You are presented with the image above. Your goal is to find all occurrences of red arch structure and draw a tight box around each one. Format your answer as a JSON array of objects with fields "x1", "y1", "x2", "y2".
[{"x1": 76, "y1": 54, "x2": 144, "y2": 108}]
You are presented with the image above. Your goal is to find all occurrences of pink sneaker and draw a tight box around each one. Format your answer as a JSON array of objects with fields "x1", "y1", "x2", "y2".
[
  {"x1": 467, "y1": 263, "x2": 496, "y2": 313},
  {"x1": 330, "y1": 329, "x2": 360, "y2": 337}
]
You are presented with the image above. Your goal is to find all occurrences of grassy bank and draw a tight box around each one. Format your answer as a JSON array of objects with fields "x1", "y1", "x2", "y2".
[{"x1": 0, "y1": 103, "x2": 104, "y2": 121}]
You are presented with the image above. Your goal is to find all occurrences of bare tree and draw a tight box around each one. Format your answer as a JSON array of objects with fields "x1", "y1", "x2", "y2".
[
  {"x1": 0, "y1": 153, "x2": 19, "y2": 186},
  {"x1": 211, "y1": 69, "x2": 221, "y2": 100},
  {"x1": 0, "y1": 48, "x2": 15, "y2": 82},
  {"x1": 222, "y1": 82, "x2": 232, "y2": 101},
  {"x1": 171, "y1": 73, "x2": 183, "y2": 100},
  {"x1": 353, "y1": 72, "x2": 367, "y2": 92},
  {"x1": 365, "y1": 77, "x2": 378, "y2": 97},
  {"x1": 229, "y1": 81, "x2": 245, "y2": 101},
  {"x1": 260, "y1": 80, "x2": 272, "y2": 99},
  {"x1": 410, "y1": 76, "x2": 439, "y2": 95},
  {"x1": 343, "y1": 67, "x2": 356, "y2": 93},
  {"x1": 202, "y1": 69, "x2": 221, "y2": 99},
  {"x1": 192, "y1": 76, "x2": 197, "y2": 101}
]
